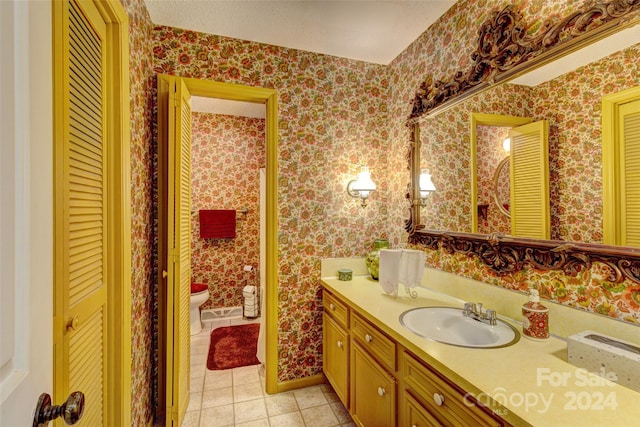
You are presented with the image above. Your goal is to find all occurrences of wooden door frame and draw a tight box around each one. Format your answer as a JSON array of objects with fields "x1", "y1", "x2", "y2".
[
  {"x1": 157, "y1": 76, "x2": 279, "y2": 415},
  {"x1": 52, "y1": 0, "x2": 131, "y2": 423}
]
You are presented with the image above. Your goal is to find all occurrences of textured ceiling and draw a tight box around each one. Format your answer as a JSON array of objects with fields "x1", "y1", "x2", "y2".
[{"x1": 144, "y1": 0, "x2": 456, "y2": 65}]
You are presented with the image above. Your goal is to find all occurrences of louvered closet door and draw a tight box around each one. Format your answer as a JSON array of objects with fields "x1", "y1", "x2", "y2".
[
  {"x1": 619, "y1": 99, "x2": 640, "y2": 246},
  {"x1": 164, "y1": 77, "x2": 192, "y2": 426},
  {"x1": 509, "y1": 120, "x2": 550, "y2": 239},
  {"x1": 55, "y1": 0, "x2": 109, "y2": 425},
  {"x1": 175, "y1": 78, "x2": 192, "y2": 426}
]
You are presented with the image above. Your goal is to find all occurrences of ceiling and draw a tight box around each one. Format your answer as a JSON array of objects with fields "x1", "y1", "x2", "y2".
[
  {"x1": 146, "y1": 2, "x2": 639, "y2": 117},
  {"x1": 147, "y1": 0, "x2": 455, "y2": 117},
  {"x1": 144, "y1": 0, "x2": 456, "y2": 65}
]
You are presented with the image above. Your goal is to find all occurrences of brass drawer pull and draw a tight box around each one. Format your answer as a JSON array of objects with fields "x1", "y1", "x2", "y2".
[
  {"x1": 365, "y1": 334, "x2": 373, "y2": 343},
  {"x1": 377, "y1": 386, "x2": 386, "y2": 397},
  {"x1": 337, "y1": 340, "x2": 343, "y2": 348},
  {"x1": 329, "y1": 303, "x2": 336, "y2": 310}
]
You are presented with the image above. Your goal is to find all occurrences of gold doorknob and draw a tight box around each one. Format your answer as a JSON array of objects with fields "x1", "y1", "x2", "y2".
[{"x1": 66, "y1": 316, "x2": 79, "y2": 331}]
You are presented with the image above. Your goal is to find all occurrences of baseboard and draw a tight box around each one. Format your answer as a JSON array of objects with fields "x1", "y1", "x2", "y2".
[{"x1": 274, "y1": 373, "x2": 326, "y2": 393}]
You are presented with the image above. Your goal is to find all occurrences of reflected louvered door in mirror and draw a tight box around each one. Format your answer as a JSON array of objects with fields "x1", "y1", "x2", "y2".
[
  {"x1": 603, "y1": 88, "x2": 640, "y2": 247},
  {"x1": 509, "y1": 120, "x2": 550, "y2": 239},
  {"x1": 619, "y1": 100, "x2": 640, "y2": 246},
  {"x1": 54, "y1": 0, "x2": 108, "y2": 425}
]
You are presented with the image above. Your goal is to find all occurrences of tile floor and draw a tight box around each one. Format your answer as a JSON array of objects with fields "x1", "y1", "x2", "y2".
[{"x1": 183, "y1": 323, "x2": 355, "y2": 427}]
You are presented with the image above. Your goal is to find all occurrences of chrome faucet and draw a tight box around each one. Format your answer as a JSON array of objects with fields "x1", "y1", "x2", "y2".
[{"x1": 463, "y1": 302, "x2": 497, "y2": 326}]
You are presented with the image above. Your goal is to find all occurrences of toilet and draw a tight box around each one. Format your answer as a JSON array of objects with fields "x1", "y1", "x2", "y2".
[{"x1": 190, "y1": 283, "x2": 210, "y2": 335}]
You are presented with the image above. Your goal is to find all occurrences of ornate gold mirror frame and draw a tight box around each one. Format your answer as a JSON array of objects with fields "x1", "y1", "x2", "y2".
[{"x1": 406, "y1": 0, "x2": 640, "y2": 285}]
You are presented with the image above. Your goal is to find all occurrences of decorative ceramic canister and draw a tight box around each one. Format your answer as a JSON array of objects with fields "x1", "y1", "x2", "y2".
[
  {"x1": 365, "y1": 238, "x2": 390, "y2": 281},
  {"x1": 522, "y1": 289, "x2": 549, "y2": 340},
  {"x1": 338, "y1": 269, "x2": 353, "y2": 281}
]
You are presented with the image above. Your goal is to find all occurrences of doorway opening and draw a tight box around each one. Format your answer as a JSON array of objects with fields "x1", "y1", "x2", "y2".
[{"x1": 156, "y1": 76, "x2": 278, "y2": 425}]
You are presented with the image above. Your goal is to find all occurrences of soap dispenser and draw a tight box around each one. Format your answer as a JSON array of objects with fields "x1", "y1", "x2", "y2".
[{"x1": 522, "y1": 289, "x2": 549, "y2": 340}]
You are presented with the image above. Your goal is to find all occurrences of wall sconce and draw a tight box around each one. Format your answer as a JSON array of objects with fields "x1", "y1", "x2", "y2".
[
  {"x1": 419, "y1": 168, "x2": 436, "y2": 207},
  {"x1": 347, "y1": 166, "x2": 376, "y2": 207}
]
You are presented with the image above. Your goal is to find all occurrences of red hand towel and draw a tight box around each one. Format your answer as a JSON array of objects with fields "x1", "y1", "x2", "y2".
[{"x1": 199, "y1": 210, "x2": 236, "y2": 239}]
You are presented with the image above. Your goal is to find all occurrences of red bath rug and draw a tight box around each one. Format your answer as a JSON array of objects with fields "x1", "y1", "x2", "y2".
[{"x1": 207, "y1": 323, "x2": 260, "y2": 370}]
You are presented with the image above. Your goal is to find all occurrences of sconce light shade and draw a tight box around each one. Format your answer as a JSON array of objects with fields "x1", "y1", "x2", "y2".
[
  {"x1": 503, "y1": 137, "x2": 511, "y2": 152},
  {"x1": 419, "y1": 168, "x2": 436, "y2": 195},
  {"x1": 419, "y1": 168, "x2": 436, "y2": 206},
  {"x1": 347, "y1": 166, "x2": 376, "y2": 207}
]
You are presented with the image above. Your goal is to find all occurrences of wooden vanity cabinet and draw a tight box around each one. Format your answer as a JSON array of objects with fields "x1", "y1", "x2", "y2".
[{"x1": 322, "y1": 287, "x2": 509, "y2": 427}]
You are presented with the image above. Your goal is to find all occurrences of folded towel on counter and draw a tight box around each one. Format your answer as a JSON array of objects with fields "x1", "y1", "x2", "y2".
[
  {"x1": 399, "y1": 249, "x2": 426, "y2": 289},
  {"x1": 199, "y1": 209, "x2": 236, "y2": 239},
  {"x1": 379, "y1": 249, "x2": 425, "y2": 297},
  {"x1": 379, "y1": 249, "x2": 402, "y2": 296}
]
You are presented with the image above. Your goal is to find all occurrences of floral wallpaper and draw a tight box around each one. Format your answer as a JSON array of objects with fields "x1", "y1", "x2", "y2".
[
  {"x1": 389, "y1": 0, "x2": 640, "y2": 324},
  {"x1": 119, "y1": 0, "x2": 155, "y2": 425},
  {"x1": 152, "y1": 26, "x2": 390, "y2": 381},
  {"x1": 191, "y1": 113, "x2": 265, "y2": 309}
]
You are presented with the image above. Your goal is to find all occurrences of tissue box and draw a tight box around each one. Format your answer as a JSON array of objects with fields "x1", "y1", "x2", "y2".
[{"x1": 567, "y1": 330, "x2": 640, "y2": 392}]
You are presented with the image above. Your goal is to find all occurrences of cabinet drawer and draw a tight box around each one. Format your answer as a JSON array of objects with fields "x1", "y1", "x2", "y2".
[
  {"x1": 351, "y1": 312, "x2": 396, "y2": 371},
  {"x1": 323, "y1": 290, "x2": 349, "y2": 328},
  {"x1": 402, "y1": 351, "x2": 504, "y2": 427}
]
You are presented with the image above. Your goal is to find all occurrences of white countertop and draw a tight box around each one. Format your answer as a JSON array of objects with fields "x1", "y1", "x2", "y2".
[{"x1": 321, "y1": 275, "x2": 640, "y2": 427}]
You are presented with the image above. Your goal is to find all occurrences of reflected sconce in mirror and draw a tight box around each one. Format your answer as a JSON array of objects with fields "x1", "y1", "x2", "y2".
[
  {"x1": 347, "y1": 166, "x2": 376, "y2": 207},
  {"x1": 419, "y1": 168, "x2": 436, "y2": 207},
  {"x1": 502, "y1": 137, "x2": 511, "y2": 152}
]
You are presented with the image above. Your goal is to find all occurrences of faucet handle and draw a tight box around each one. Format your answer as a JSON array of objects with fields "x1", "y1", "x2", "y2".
[
  {"x1": 463, "y1": 302, "x2": 474, "y2": 315},
  {"x1": 485, "y1": 309, "x2": 496, "y2": 325}
]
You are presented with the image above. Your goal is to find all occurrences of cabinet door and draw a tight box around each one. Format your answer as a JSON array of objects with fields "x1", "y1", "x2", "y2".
[
  {"x1": 402, "y1": 391, "x2": 441, "y2": 427},
  {"x1": 351, "y1": 342, "x2": 396, "y2": 427},
  {"x1": 323, "y1": 313, "x2": 349, "y2": 406}
]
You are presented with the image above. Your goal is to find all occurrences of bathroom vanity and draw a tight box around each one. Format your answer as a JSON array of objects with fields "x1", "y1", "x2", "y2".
[{"x1": 321, "y1": 273, "x2": 640, "y2": 426}]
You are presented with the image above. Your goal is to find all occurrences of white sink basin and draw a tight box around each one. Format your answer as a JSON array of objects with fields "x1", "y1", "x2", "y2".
[{"x1": 399, "y1": 307, "x2": 520, "y2": 348}]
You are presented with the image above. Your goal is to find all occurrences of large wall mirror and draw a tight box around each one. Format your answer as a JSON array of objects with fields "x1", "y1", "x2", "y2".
[{"x1": 407, "y1": 1, "x2": 640, "y2": 282}]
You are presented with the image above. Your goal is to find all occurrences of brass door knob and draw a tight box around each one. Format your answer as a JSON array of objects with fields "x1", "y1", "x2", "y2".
[
  {"x1": 66, "y1": 316, "x2": 79, "y2": 331},
  {"x1": 33, "y1": 391, "x2": 85, "y2": 426}
]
